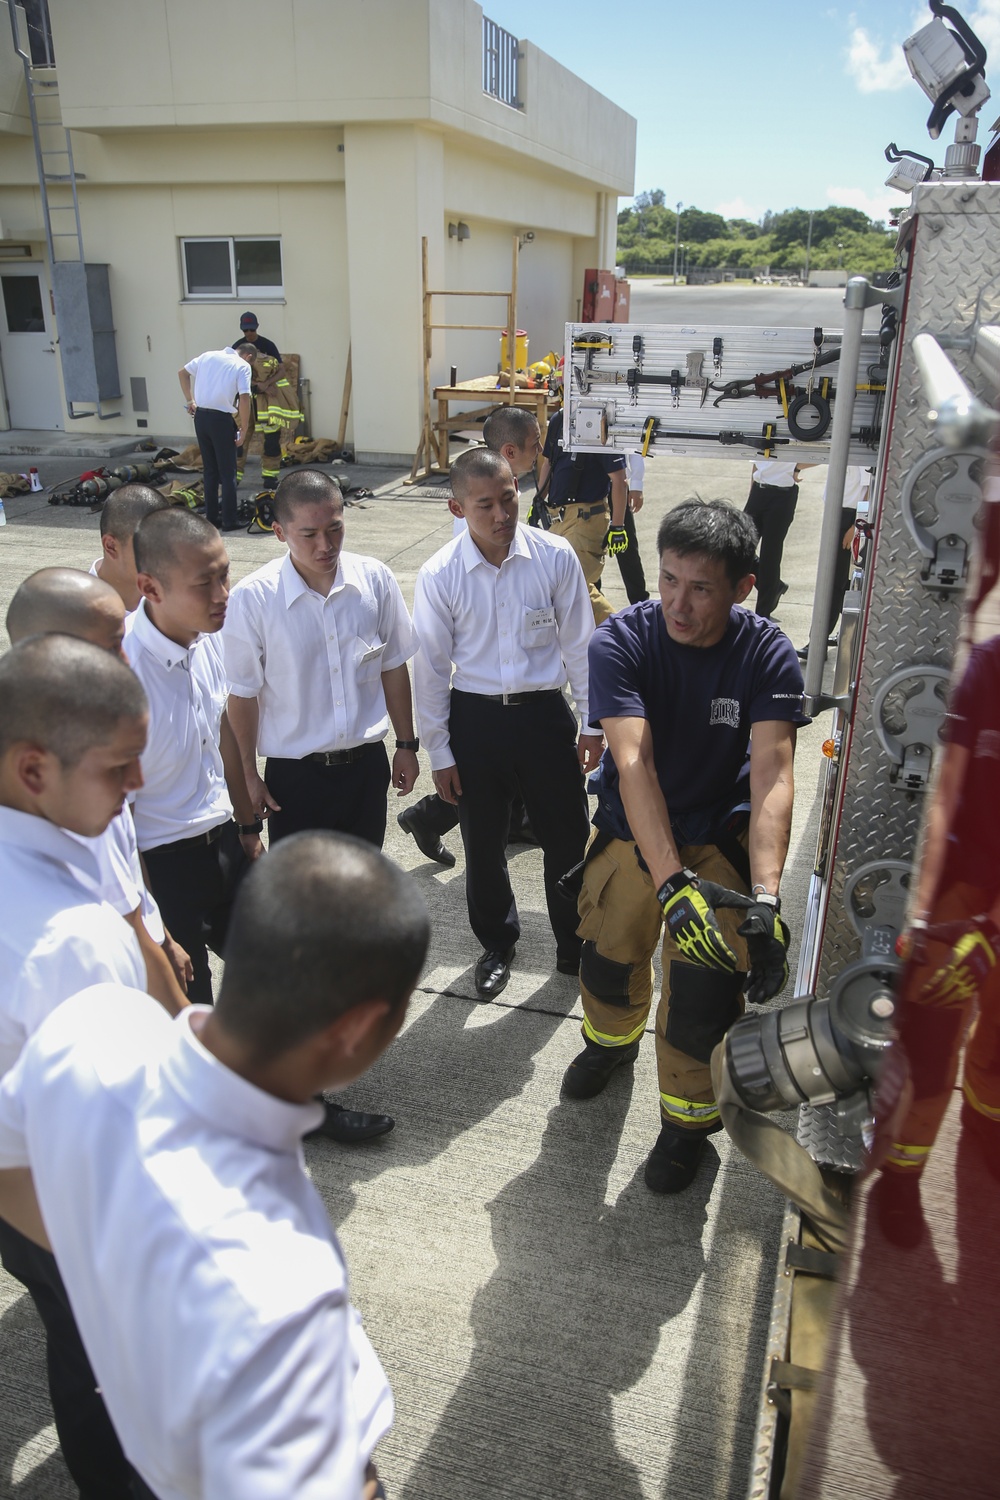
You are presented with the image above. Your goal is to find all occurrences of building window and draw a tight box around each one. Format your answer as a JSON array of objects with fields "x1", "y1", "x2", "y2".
[
  {"x1": 482, "y1": 15, "x2": 521, "y2": 109},
  {"x1": 181, "y1": 238, "x2": 283, "y2": 299}
]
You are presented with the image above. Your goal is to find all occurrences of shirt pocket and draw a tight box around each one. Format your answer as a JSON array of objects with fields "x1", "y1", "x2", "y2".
[
  {"x1": 520, "y1": 604, "x2": 557, "y2": 650},
  {"x1": 354, "y1": 635, "x2": 386, "y2": 682}
]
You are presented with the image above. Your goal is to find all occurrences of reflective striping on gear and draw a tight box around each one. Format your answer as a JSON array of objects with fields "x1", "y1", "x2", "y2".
[
  {"x1": 582, "y1": 1015, "x2": 647, "y2": 1049},
  {"x1": 659, "y1": 1092, "x2": 720, "y2": 1124},
  {"x1": 885, "y1": 1141, "x2": 931, "y2": 1170},
  {"x1": 962, "y1": 1077, "x2": 1000, "y2": 1120}
]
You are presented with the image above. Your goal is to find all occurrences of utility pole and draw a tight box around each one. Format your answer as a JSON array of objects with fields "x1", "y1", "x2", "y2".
[
  {"x1": 672, "y1": 201, "x2": 682, "y2": 285},
  {"x1": 804, "y1": 209, "x2": 814, "y2": 285}
]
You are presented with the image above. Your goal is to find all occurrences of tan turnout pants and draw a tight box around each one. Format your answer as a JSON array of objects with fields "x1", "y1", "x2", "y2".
[
  {"x1": 548, "y1": 500, "x2": 613, "y2": 624},
  {"x1": 577, "y1": 834, "x2": 751, "y2": 1129}
]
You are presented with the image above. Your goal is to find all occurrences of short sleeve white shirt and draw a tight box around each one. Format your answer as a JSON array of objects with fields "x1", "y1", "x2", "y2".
[
  {"x1": 0, "y1": 809, "x2": 145, "y2": 1080},
  {"x1": 124, "y1": 601, "x2": 232, "y2": 851},
  {"x1": 68, "y1": 807, "x2": 166, "y2": 944},
  {"x1": 411, "y1": 523, "x2": 593, "y2": 769},
  {"x1": 222, "y1": 552, "x2": 417, "y2": 758},
  {"x1": 753, "y1": 461, "x2": 797, "y2": 488},
  {"x1": 184, "y1": 348, "x2": 253, "y2": 414},
  {"x1": 0, "y1": 985, "x2": 393, "y2": 1500}
]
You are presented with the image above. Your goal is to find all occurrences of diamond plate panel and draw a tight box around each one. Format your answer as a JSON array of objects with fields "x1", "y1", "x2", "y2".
[
  {"x1": 815, "y1": 183, "x2": 1000, "y2": 1001},
  {"x1": 796, "y1": 1102, "x2": 868, "y2": 1172}
]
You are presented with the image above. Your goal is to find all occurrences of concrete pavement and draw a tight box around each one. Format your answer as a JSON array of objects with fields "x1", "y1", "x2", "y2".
[{"x1": 0, "y1": 450, "x2": 835, "y2": 1500}]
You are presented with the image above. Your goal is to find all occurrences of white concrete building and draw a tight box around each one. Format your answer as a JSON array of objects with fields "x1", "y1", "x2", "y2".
[{"x1": 0, "y1": 0, "x2": 634, "y2": 460}]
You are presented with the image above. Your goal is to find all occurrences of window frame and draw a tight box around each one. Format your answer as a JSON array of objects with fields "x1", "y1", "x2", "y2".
[{"x1": 180, "y1": 236, "x2": 284, "y2": 301}]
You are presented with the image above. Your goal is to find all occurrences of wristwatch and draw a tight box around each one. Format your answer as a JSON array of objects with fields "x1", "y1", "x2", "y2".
[
  {"x1": 751, "y1": 885, "x2": 781, "y2": 912},
  {"x1": 238, "y1": 815, "x2": 264, "y2": 836},
  {"x1": 395, "y1": 738, "x2": 420, "y2": 751}
]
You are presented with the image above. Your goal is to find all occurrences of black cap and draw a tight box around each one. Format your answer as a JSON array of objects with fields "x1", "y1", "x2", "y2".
[{"x1": 239, "y1": 312, "x2": 258, "y2": 329}]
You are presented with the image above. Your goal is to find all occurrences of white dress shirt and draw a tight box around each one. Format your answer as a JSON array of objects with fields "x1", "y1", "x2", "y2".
[
  {"x1": 69, "y1": 807, "x2": 166, "y2": 944},
  {"x1": 124, "y1": 601, "x2": 232, "y2": 850},
  {"x1": 753, "y1": 461, "x2": 797, "y2": 488},
  {"x1": 223, "y1": 551, "x2": 417, "y2": 758},
  {"x1": 184, "y1": 348, "x2": 252, "y2": 414},
  {"x1": 0, "y1": 809, "x2": 145, "y2": 1081},
  {"x1": 0, "y1": 985, "x2": 393, "y2": 1500},
  {"x1": 412, "y1": 522, "x2": 593, "y2": 770}
]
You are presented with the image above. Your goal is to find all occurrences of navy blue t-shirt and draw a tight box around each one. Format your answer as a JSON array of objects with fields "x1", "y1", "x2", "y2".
[
  {"x1": 543, "y1": 408, "x2": 626, "y2": 507},
  {"x1": 588, "y1": 600, "x2": 810, "y2": 844}
]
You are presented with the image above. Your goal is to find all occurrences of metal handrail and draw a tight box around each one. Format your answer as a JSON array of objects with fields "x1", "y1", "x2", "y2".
[{"x1": 911, "y1": 332, "x2": 999, "y2": 448}]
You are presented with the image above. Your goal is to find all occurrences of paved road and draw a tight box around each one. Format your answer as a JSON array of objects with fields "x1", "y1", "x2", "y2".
[{"x1": 627, "y1": 280, "x2": 878, "y2": 330}]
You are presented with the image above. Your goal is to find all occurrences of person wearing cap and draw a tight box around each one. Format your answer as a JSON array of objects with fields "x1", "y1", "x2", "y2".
[{"x1": 231, "y1": 311, "x2": 280, "y2": 361}]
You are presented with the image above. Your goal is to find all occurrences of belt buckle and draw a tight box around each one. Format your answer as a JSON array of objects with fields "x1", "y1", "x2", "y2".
[{"x1": 501, "y1": 692, "x2": 515, "y2": 707}]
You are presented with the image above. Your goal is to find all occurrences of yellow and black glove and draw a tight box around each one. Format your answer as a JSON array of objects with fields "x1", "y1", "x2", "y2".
[
  {"x1": 657, "y1": 869, "x2": 740, "y2": 972},
  {"x1": 605, "y1": 524, "x2": 629, "y2": 556},
  {"x1": 737, "y1": 895, "x2": 791, "y2": 1005},
  {"x1": 919, "y1": 918, "x2": 1000, "y2": 1009}
]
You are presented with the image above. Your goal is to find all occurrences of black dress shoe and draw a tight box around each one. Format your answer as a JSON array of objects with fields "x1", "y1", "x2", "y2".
[
  {"x1": 644, "y1": 1122, "x2": 713, "y2": 1194},
  {"x1": 397, "y1": 807, "x2": 457, "y2": 867},
  {"x1": 556, "y1": 952, "x2": 581, "y2": 976},
  {"x1": 474, "y1": 945, "x2": 515, "y2": 999},
  {"x1": 307, "y1": 1101, "x2": 395, "y2": 1144},
  {"x1": 562, "y1": 1037, "x2": 640, "y2": 1099}
]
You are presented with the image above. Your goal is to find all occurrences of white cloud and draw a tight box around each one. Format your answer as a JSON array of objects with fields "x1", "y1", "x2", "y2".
[
  {"x1": 846, "y1": 23, "x2": 912, "y2": 92},
  {"x1": 971, "y1": 1, "x2": 1000, "y2": 63},
  {"x1": 714, "y1": 195, "x2": 764, "y2": 221},
  {"x1": 826, "y1": 184, "x2": 896, "y2": 225}
]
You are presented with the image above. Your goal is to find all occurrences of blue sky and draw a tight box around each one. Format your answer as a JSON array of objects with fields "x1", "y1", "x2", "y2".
[{"x1": 484, "y1": 1, "x2": 1000, "y2": 225}]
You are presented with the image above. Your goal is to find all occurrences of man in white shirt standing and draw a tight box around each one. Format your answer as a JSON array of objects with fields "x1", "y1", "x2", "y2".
[
  {"x1": 6, "y1": 567, "x2": 191, "y2": 1012},
  {"x1": 0, "y1": 633, "x2": 149, "y2": 1500},
  {"x1": 412, "y1": 447, "x2": 601, "y2": 999},
  {"x1": 0, "y1": 831, "x2": 430, "y2": 1500},
  {"x1": 126, "y1": 508, "x2": 261, "y2": 1006},
  {"x1": 178, "y1": 343, "x2": 254, "y2": 532},
  {"x1": 224, "y1": 466, "x2": 420, "y2": 852},
  {"x1": 91, "y1": 484, "x2": 171, "y2": 613}
]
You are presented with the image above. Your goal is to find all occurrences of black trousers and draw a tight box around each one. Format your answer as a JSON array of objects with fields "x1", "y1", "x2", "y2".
[
  {"x1": 744, "y1": 481, "x2": 799, "y2": 618},
  {"x1": 266, "y1": 744, "x2": 391, "y2": 850},
  {"x1": 404, "y1": 788, "x2": 530, "y2": 843},
  {"x1": 142, "y1": 821, "x2": 247, "y2": 1004},
  {"x1": 827, "y1": 507, "x2": 858, "y2": 637},
  {"x1": 614, "y1": 506, "x2": 649, "y2": 603},
  {"x1": 448, "y1": 690, "x2": 589, "y2": 957},
  {"x1": 194, "y1": 407, "x2": 239, "y2": 529},
  {"x1": 0, "y1": 1216, "x2": 134, "y2": 1500}
]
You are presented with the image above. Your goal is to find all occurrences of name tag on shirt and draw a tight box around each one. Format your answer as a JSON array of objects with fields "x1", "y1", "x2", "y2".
[{"x1": 524, "y1": 607, "x2": 556, "y2": 631}]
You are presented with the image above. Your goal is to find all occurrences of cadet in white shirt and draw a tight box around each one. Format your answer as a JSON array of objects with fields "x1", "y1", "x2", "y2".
[
  {"x1": 412, "y1": 447, "x2": 601, "y2": 999},
  {"x1": 6, "y1": 566, "x2": 192, "y2": 1009},
  {"x1": 178, "y1": 343, "x2": 254, "y2": 531},
  {"x1": 0, "y1": 832, "x2": 430, "y2": 1500},
  {"x1": 0, "y1": 634, "x2": 149, "y2": 1500},
  {"x1": 125, "y1": 508, "x2": 261, "y2": 1005},
  {"x1": 224, "y1": 466, "x2": 420, "y2": 851},
  {"x1": 90, "y1": 484, "x2": 171, "y2": 613}
]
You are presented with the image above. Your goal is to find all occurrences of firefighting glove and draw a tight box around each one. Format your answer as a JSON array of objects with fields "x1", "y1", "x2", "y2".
[
  {"x1": 657, "y1": 869, "x2": 742, "y2": 973},
  {"x1": 605, "y1": 524, "x2": 629, "y2": 556},
  {"x1": 919, "y1": 917, "x2": 1000, "y2": 1009},
  {"x1": 737, "y1": 895, "x2": 791, "y2": 1005}
]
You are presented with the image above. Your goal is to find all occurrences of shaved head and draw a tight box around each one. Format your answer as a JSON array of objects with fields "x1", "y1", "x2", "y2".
[
  {"x1": 100, "y1": 484, "x2": 169, "y2": 541},
  {"x1": 0, "y1": 634, "x2": 147, "y2": 767},
  {"x1": 7, "y1": 568, "x2": 126, "y2": 652},
  {"x1": 450, "y1": 446, "x2": 513, "y2": 497},
  {"x1": 272, "y1": 467, "x2": 343, "y2": 526},
  {"x1": 133, "y1": 507, "x2": 220, "y2": 579}
]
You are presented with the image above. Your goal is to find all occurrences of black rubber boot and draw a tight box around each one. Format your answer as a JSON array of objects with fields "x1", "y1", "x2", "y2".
[
  {"x1": 561, "y1": 1038, "x2": 640, "y2": 1100},
  {"x1": 643, "y1": 1122, "x2": 714, "y2": 1194}
]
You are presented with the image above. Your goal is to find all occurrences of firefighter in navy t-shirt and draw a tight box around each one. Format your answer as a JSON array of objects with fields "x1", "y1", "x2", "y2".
[{"x1": 564, "y1": 499, "x2": 810, "y2": 1194}]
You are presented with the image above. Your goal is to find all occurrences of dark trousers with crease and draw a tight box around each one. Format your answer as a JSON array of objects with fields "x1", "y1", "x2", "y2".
[
  {"x1": 142, "y1": 821, "x2": 247, "y2": 1004},
  {"x1": 448, "y1": 689, "x2": 589, "y2": 957},
  {"x1": 614, "y1": 506, "x2": 649, "y2": 603},
  {"x1": 0, "y1": 1215, "x2": 135, "y2": 1500},
  {"x1": 266, "y1": 744, "x2": 391, "y2": 849},
  {"x1": 744, "y1": 481, "x2": 798, "y2": 618},
  {"x1": 194, "y1": 406, "x2": 239, "y2": 529}
]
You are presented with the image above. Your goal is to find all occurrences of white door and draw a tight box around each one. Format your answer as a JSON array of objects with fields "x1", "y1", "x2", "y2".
[{"x1": 0, "y1": 265, "x2": 63, "y2": 429}]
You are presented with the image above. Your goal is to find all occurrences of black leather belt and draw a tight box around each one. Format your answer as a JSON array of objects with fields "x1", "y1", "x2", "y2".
[
  {"x1": 304, "y1": 743, "x2": 379, "y2": 767},
  {"x1": 457, "y1": 688, "x2": 564, "y2": 707},
  {"x1": 155, "y1": 819, "x2": 231, "y2": 853}
]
